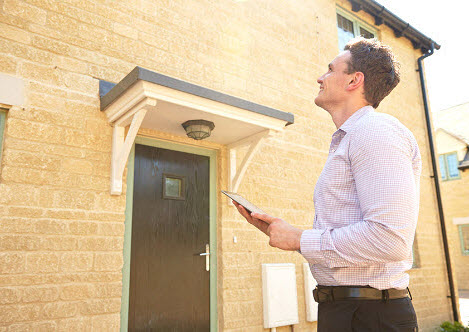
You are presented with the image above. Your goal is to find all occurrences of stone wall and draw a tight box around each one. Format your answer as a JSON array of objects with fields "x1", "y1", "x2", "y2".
[{"x1": 0, "y1": 0, "x2": 455, "y2": 330}]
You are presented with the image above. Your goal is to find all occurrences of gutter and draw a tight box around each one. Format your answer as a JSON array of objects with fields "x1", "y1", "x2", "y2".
[
  {"x1": 348, "y1": 0, "x2": 440, "y2": 53},
  {"x1": 417, "y1": 44, "x2": 460, "y2": 322}
]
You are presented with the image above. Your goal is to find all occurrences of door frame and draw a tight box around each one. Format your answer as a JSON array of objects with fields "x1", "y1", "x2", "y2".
[{"x1": 120, "y1": 136, "x2": 218, "y2": 331}]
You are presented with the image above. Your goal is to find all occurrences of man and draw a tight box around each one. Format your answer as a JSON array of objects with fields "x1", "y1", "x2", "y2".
[{"x1": 234, "y1": 37, "x2": 421, "y2": 331}]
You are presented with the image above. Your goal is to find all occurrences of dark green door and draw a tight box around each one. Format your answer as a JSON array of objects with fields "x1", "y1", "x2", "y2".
[{"x1": 129, "y1": 144, "x2": 210, "y2": 331}]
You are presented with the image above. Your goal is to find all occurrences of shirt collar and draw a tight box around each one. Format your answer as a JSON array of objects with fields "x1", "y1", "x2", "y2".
[{"x1": 338, "y1": 105, "x2": 374, "y2": 133}]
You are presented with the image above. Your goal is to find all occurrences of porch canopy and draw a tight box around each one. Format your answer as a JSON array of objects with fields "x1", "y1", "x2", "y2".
[{"x1": 100, "y1": 67, "x2": 294, "y2": 195}]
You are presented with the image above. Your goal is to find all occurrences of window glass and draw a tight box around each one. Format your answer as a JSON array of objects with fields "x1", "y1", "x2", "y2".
[
  {"x1": 337, "y1": 13, "x2": 355, "y2": 50},
  {"x1": 439, "y1": 155, "x2": 447, "y2": 180},
  {"x1": 0, "y1": 109, "x2": 5, "y2": 168},
  {"x1": 165, "y1": 177, "x2": 182, "y2": 198},
  {"x1": 359, "y1": 27, "x2": 374, "y2": 39},
  {"x1": 460, "y1": 225, "x2": 469, "y2": 255},
  {"x1": 446, "y1": 153, "x2": 460, "y2": 178}
]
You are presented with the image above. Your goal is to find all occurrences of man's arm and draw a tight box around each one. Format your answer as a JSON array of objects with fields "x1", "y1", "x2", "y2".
[{"x1": 300, "y1": 123, "x2": 420, "y2": 268}]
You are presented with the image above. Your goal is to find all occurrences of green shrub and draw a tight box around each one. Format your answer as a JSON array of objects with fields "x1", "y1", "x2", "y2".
[{"x1": 439, "y1": 321, "x2": 469, "y2": 332}]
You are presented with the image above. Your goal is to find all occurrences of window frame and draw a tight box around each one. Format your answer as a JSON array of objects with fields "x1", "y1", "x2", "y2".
[
  {"x1": 459, "y1": 225, "x2": 469, "y2": 255},
  {"x1": 439, "y1": 151, "x2": 461, "y2": 181},
  {"x1": 0, "y1": 108, "x2": 6, "y2": 170},
  {"x1": 336, "y1": 6, "x2": 378, "y2": 51},
  {"x1": 411, "y1": 236, "x2": 420, "y2": 269}
]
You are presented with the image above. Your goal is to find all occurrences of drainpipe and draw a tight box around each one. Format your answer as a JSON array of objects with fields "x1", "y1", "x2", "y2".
[{"x1": 417, "y1": 43, "x2": 459, "y2": 322}]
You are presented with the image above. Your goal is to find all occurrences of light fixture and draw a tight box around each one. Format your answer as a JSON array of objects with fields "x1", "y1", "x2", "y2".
[{"x1": 181, "y1": 119, "x2": 215, "y2": 140}]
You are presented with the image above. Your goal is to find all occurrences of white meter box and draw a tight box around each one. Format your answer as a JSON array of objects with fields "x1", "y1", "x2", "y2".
[
  {"x1": 303, "y1": 263, "x2": 319, "y2": 322},
  {"x1": 262, "y1": 263, "x2": 299, "y2": 328}
]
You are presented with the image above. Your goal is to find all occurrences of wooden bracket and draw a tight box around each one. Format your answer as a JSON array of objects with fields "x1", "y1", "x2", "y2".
[
  {"x1": 110, "y1": 98, "x2": 156, "y2": 195},
  {"x1": 227, "y1": 130, "x2": 273, "y2": 192}
]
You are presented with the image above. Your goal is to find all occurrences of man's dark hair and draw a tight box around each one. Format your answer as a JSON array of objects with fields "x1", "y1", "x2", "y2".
[{"x1": 344, "y1": 37, "x2": 400, "y2": 108}]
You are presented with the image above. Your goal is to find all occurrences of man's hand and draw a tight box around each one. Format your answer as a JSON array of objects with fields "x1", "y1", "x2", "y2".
[{"x1": 232, "y1": 201, "x2": 304, "y2": 251}]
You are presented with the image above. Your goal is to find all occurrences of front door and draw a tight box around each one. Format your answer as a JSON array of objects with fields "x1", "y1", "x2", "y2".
[{"x1": 129, "y1": 144, "x2": 210, "y2": 331}]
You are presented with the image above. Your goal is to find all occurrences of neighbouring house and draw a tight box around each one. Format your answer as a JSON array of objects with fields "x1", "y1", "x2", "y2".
[
  {"x1": 434, "y1": 103, "x2": 469, "y2": 292},
  {"x1": 0, "y1": 0, "x2": 459, "y2": 330}
]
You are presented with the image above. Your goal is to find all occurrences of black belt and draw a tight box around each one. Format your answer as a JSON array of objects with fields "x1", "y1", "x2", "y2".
[{"x1": 313, "y1": 285, "x2": 411, "y2": 303}]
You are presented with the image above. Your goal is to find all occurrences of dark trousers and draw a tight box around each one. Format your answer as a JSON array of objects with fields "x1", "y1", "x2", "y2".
[{"x1": 318, "y1": 297, "x2": 418, "y2": 331}]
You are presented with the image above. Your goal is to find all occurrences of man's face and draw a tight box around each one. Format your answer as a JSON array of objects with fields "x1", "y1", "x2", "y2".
[{"x1": 315, "y1": 51, "x2": 353, "y2": 110}]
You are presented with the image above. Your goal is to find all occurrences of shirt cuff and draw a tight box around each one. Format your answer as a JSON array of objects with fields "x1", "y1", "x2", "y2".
[{"x1": 300, "y1": 229, "x2": 325, "y2": 264}]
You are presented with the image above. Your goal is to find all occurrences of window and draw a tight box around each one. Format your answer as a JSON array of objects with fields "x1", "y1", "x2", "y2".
[
  {"x1": 336, "y1": 8, "x2": 376, "y2": 51},
  {"x1": 459, "y1": 225, "x2": 469, "y2": 255},
  {"x1": 411, "y1": 238, "x2": 420, "y2": 269},
  {"x1": 439, "y1": 152, "x2": 461, "y2": 181},
  {"x1": 0, "y1": 108, "x2": 6, "y2": 168},
  {"x1": 162, "y1": 174, "x2": 185, "y2": 200}
]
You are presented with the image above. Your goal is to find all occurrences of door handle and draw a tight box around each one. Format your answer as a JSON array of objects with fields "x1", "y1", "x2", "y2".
[{"x1": 198, "y1": 244, "x2": 210, "y2": 271}]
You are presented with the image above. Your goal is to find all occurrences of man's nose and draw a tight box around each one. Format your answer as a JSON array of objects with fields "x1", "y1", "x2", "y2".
[{"x1": 317, "y1": 75, "x2": 324, "y2": 84}]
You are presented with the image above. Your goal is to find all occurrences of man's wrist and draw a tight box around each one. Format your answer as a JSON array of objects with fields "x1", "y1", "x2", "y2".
[{"x1": 294, "y1": 229, "x2": 304, "y2": 251}]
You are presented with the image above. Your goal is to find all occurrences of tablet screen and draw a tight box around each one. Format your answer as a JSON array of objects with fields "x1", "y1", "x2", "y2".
[{"x1": 221, "y1": 190, "x2": 265, "y2": 215}]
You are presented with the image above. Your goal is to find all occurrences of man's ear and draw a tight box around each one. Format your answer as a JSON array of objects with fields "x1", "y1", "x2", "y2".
[{"x1": 346, "y1": 71, "x2": 365, "y2": 91}]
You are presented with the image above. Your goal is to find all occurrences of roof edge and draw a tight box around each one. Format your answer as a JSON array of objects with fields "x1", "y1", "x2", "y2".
[
  {"x1": 100, "y1": 67, "x2": 294, "y2": 126},
  {"x1": 436, "y1": 128, "x2": 469, "y2": 145},
  {"x1": 348, "y1": 0, "x2": 440, "y2": 53}
]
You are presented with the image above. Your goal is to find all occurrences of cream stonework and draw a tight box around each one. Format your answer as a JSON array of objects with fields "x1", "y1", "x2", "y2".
[
  {"x1": 0, "y1": 0, "x2": 456, "y2": 330},
  {"x1": 434, "y1": 106, "x2": 469, "y2": 291}
]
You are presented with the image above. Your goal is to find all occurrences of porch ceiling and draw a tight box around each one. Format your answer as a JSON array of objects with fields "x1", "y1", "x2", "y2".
[{"x1": 100, "y1": 66, "x2": 294, "y2": 145}]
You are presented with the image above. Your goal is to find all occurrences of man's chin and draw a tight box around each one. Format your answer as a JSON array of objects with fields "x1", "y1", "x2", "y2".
[{"x1": 314, "y1": 96, "x2": 323, "y2": 107}]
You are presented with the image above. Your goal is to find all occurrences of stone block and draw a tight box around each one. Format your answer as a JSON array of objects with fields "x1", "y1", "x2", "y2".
[
  {"x1": 0, "y1": 22, "x2": 31, "y2": 44},
  {"x1": 41, "y1": 302, "x2": 78, "y2": 319},
  {"x1": 78, "y1": 299, "x2": 121, "y2": 315},
  {"x1": 59, "y1": 252, "x2": 93, "y2": 272},
  {"x1": 91, "y1": 313, "x2": 120, "y2": 331},
  {"x1": 25, "y1": 253, "x2": 59, "y2": 273},
  {"x1": 31, "y1": 34, "x2": 70, "y2": 55},
  {"x1": 0, "y1": 253, "x2": 25, "y2": 273},
  {"x1": 0, "y1": 53, "x2": 18, "y2": 74},
  {"x1": 60, "y1": 284, "x2": 90, "y2": 300},
  {"x1": 97, "y1": 223, "x2": 125, "y2": 237},
  {"x1": 61, "y1": 158, "x2": 94, "y2": 176},
  {"x1": 40, "y1": 236, "x2": 77, "y2": 251},
  {"x1": 0, "y1": 235, "x2": 41, "y2": 251},
  {"x1": 113, "y1": 22, "x2": 138, "y2": 39},
  {"x1": 6, "y1": 118, "x2": 65, "y2": 144},
  {"x1": 90, "y1": 282, "x2": 121, "y2": 298},
  {"x1": 19, "y1": 61, "x2": 59, "y2": 84},
  {"x1": 52, "y1": 190, "x2": 95, "y2": 210},
  {"x1": 68, "y1": 221, "x2": 98, "y2": 235},
  {"x1": 57, "y1": 317, "x2": 91, "y2": 332},
  {"x1": 0, "y1": 287, "x2": 21, "y2": 304},
  {"x1": 34, "y1": 219, "x2": 68, "y2": 235},
  {"x1": 3, "y1": 0, "x2": 47, "y2": 25},
  {"x1": 8, "y1": 206, "x2": 44, "y2": 218},
  {"x1": 93, "y1": 252, "x2": 123, "y2": 272},
  {"x1": 77, "y1": 237, "x2": 123, "y2": 251},
  {"x1": 30, "y1": 321, "x2": 58, "y2": 332},
  {"x1": 22, "y1": 285, "x2": 59, "y2": 303}
]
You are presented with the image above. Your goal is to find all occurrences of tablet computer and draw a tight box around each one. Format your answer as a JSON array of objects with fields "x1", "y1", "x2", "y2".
[{"x1": 221, "y1": 190, "x2": 265, "y2": 215}]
